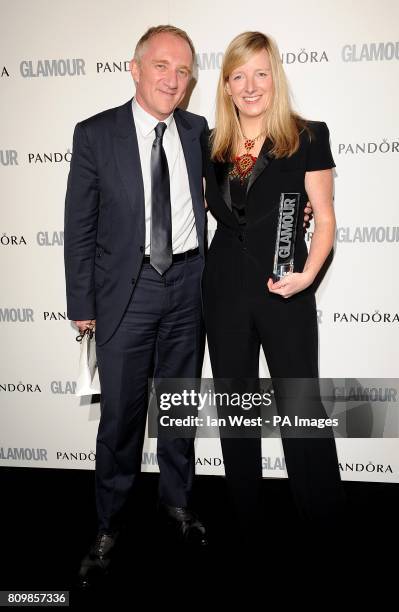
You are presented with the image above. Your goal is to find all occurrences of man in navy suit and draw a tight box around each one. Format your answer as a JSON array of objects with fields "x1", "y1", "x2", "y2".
[{"x1": 64, "y1": 25, "x2": 209, "y2": 586}]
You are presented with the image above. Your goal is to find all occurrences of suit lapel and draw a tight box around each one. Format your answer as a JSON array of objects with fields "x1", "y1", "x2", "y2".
[
  {"x1": 113, "y1": 99, "x2": 145, "y2": 214},
  {"x1": 174, "y1": 109, "x2": 201, "y2": 204},
  {"x1": 246, "y1": 138, "x2": 273, "y2": 195},
  {"x1": 214, "y1": 161, "x2": 232, "y2": 211},
  {"x1": 213, "y1": 139, "x2": 273, "y2": 213}
]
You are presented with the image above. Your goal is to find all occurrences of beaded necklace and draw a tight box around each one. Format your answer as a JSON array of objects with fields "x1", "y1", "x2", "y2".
[{"x1": 229, "y1": 131, "x2": 265, "y2": 182}]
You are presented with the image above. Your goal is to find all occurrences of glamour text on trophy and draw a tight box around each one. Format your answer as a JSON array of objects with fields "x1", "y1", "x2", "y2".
[{"x1": 272, "y1": 192, "x2": 301, "y2": 281}]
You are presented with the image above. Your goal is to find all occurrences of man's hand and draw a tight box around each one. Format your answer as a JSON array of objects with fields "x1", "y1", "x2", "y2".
[
  {"x1": 75, "y1": 320, "x2": 96, "y2": 334},
  {"x1": 303, "y1": 201, "x2": 313, "y2": 227}
]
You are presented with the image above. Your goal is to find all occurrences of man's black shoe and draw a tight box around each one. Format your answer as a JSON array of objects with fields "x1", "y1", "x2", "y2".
[
  {"x1": 78, "y1": 531, "x2": 118, "y2": 588},
  {"x1": 160, "y1": 504, "x2": 208, "y2": 547}
]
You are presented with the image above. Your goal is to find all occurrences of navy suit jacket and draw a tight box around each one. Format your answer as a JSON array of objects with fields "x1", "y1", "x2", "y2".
[{"x1": 64, "y1": 98, "x2": 209, "y2": 346}]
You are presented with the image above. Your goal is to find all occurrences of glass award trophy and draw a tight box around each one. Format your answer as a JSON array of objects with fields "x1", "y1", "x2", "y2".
[{"x1": 273, "y1": 192, "x2": 301, "y2": 281}]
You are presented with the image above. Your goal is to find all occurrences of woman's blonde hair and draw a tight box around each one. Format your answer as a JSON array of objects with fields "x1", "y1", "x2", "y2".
[{"x1": 211, "y1": 31, "x2": 307, "y2": 161}]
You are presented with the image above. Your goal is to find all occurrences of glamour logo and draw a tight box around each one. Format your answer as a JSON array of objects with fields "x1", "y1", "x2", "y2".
[
  {"x1": 43, "y1": 311, "x2": 67, "y2": 321},
  {"x1": 195, "y1": 52, "x2": 224, "y2": 70},
  {"x1": 1, "y1": 234, "x2": 26, "y2": 246},
  {"x1": 57, "y1": 451, "x2": 96, "y2": 461},
  {"x1": 262, "y1": 456, "x2": 286, "y2": 470},
  {"x1": 339, "y1": 462, "x2": 393, "y2": 474},
  {"x1": 306, "y1": 226, "x2": 399, "y2": 243},
  {"x1": 317, "y1": 309, "x2": 323, "y2": 324},
  {"x1": 338, "y1": 139, "x2": 399, "y2": 155},
  {"x1": 51, "y1": 381, "x2": 76, "y2": 394},
  {"x1": 0, "y1": 308, "x2": 34, "y2": 322},
  {"x1": 96, "y1": 60, "x2": 130, "y2": 73},
  {"x1": 20, "y1": 58, "x2": 86, "y2": 77},
  {"x1": 342, "y1": 42, "x2": 399, "y2": 61},
  {"x1": 37, "y1": 231, "x2": 64, "y2": 246},
  {"x1": 142, "y1": 452, "x2": 158, "y2": 465},
  {"x1": 333, "y1": 312, "x2": 399, "y2": 323},
  {"x1": 28, "y1": 150, "x2": 72, "y2": 164},
  {"x1": 278, "y1": 196, "x2": 296, "y2": 258},
  {"x1": 337, "y1": 226, "x2": 399, "y2": 243},
  {"x1": 1, "y1": 66, "x2": 9, "y2": 77},
  {"x1": 334, "y1": 386, "x2": 397, "y2": 402},
  {"x1": 0, "y1": 447, "x2": 47, "y2": 461},
  {"x1": 0, "y1": 382, "x2": 41, "y2": 392},
  {"x1": 0, "y1": 150, "x2": 18, "y2": 165},
  {"x1": 281, "y1": 49, "x2": 328, "y2": 64}
]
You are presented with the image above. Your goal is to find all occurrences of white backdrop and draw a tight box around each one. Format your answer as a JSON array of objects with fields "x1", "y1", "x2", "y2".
[{"x1": 1, "y1": 0, "x2": 398, "y2": 482}]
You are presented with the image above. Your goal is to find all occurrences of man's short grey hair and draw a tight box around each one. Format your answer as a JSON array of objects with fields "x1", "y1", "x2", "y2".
[{"x1": 133, "y1": 24, "x2": 196, "y2": 64}]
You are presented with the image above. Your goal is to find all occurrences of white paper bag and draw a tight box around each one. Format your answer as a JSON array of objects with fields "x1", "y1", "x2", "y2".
[{"x1": 75, "y1": 330, "x2": 101, "y2": 396}]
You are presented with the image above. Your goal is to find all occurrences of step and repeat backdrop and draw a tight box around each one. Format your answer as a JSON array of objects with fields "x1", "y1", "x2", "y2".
[{"x1": 1, "y1": 0, "x2": 398, "y2": 482}]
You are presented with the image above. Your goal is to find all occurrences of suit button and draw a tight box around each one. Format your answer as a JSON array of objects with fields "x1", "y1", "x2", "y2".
[
  {"x1": 238, "y1": 234, "x2": 244, "y2": 242},
  {"x1": 139, "y1": 246, "x2": 144, "y2": 252},
  {"x1": 96, "y1": 249, "x2": 102, "y2": 257},
  {"x1": 131, "y1": 278, "x2": 136, "y2": 285}
]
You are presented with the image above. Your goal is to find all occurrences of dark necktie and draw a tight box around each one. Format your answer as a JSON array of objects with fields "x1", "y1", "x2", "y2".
[{"x1": 150, "y1": 122, "x2": 172, "y2": 275}]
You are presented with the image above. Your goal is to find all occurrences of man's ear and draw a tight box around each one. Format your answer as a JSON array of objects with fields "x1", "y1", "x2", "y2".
[{"x1": 130, "y1": 58, "x2": 139, "y2": 83}]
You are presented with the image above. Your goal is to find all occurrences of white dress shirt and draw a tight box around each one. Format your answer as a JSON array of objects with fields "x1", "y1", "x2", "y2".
[{"x1": 132, "y1": 98, "x2": 198, "y2": 255}]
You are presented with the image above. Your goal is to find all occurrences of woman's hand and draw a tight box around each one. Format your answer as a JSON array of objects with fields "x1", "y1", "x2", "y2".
[
  {"x1": 267, "y1": 271, "x2": 314, "y2": 299},
  {"x1": 303, "y1": 201, "x2": 313, "y2": 227}
]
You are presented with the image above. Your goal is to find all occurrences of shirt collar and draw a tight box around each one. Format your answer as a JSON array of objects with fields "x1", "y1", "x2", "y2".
[{"x1": 132, "y1": 97, "x2": 174, "y2": 138}]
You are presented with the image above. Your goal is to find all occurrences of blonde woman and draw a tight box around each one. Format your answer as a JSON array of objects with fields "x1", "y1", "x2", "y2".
[{"x1": 202, "y1": 31, "x2": 345, "y2": 544}]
